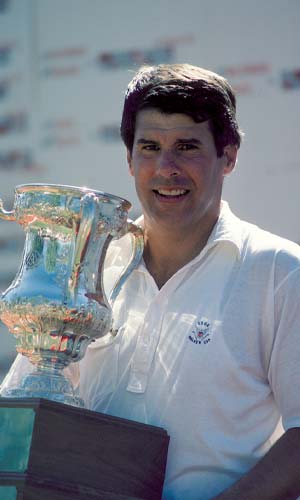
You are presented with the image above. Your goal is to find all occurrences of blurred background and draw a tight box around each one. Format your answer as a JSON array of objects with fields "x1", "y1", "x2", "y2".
[{"x1": 0, "y1": 0, "x2": 299, "y2": 382}]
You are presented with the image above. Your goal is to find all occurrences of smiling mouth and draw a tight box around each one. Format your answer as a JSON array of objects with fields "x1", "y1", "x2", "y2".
[{"x1": 153, "y1": 188, "x2": 189, "y2": 199}]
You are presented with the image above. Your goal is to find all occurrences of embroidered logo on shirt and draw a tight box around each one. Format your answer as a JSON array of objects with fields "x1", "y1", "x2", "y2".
[{"x1": 188, "y1": 317, "x2": 211, "y2": 345}]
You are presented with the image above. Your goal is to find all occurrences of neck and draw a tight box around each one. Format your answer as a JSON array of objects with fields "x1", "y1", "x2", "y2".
[{"x1": 143, "y1": 216, "x2": 218, "y2": 289}]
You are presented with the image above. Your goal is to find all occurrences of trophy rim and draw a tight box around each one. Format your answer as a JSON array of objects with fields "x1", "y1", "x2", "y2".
[{"x1": 14, "y1": 183, "x2": 132, "y2": 210}]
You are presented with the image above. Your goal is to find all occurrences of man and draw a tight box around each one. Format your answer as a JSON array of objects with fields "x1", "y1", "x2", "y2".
[{"x1": 3, "y1": 64, "x2": 300, "y2": 499}]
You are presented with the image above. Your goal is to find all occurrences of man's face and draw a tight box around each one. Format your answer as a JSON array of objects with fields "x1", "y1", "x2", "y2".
[{"x1": 127, "y1": 108, "x2": 236, "y2": 235}]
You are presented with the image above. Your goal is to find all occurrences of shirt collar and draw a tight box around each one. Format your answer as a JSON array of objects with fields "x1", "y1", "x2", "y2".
[
  {"x1": 205, "y1": 201, "x2": 243, "y2": 258},
  {"x1": 134, "y1": 200, "x2": 243, "y2": 261}
]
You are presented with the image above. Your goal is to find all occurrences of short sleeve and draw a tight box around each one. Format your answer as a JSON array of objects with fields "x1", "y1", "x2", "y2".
[{"x1": 268, "y1": 267, "x2": 300, "y2": 431}]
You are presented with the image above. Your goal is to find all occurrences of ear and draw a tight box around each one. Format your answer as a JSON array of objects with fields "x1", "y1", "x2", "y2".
[
  {"x1": 223, "y1": 145, "x2": 238, "y2": 176},
  {"x1": 127, "y1": 150, "x2": 134, "y2": 177}
]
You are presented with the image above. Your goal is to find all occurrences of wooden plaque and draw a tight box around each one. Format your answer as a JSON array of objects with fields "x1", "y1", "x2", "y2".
[{"x1": 0, "y1": 398, "x2": 169, "y2": 500}]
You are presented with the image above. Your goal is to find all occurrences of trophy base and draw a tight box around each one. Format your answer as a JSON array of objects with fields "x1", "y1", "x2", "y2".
[
  {"x1": 0, "y1": 397, "x2": 169, "y2": 500},
  {"x1": 0, "y1": 371, "x2": 84, "y2": 407}
]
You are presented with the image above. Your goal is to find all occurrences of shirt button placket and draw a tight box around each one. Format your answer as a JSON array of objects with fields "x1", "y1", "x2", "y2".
[{"x1": 126, "y1": 278, "x2": 170, "y2": 393}]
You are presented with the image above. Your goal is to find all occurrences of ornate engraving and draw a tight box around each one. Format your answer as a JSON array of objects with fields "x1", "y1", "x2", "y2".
[{"x1": 0, "y1": 184, "x2": 144, "y2": 406}]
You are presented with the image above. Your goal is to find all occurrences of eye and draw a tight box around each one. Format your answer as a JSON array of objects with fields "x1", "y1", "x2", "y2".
[
  {"x1": 177, "y1": 143, "x2": 198, "y2": 151},
  {"x1": 143, "y1": 144, "x2": 159, "y2": 151},
  {"x1": 140, "y1": 143, "x2": 160, "y2": 153}
]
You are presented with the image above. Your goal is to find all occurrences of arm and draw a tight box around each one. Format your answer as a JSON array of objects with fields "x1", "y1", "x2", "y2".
[{"x1": 214, "y1": 427, "x2": 300, "y2": 500}]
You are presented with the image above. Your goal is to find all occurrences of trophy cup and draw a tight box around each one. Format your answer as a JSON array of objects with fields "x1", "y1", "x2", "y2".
[
  {"x1": 0, "y1": 184, "x2": 169, "y2": 500},
  {"x1": 0, "y1": 183, "x2": 144, "y2": 405}
]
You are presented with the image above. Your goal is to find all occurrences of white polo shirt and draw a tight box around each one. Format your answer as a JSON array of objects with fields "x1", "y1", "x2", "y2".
[
  {"x1": 4, "y1": 202, "x2": 300, "y2": 499},
  {"x1": 78, "y1": 202, "x2": 300, "y2": 499}
]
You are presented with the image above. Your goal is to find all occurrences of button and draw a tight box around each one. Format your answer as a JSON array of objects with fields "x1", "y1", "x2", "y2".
[{"x1": 126, "y1": 371, "x2": 148, "y2": 393}]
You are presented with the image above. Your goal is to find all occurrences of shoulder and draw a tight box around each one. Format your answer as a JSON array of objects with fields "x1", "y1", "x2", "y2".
[
  {"x1": 238, "y1": 218, "x2": 300, "y2": 282},
  {"x1": 241, "y1": 218, "x2": 300, "y2": 259},
  {"x1": 220, "y1": 203, "x2": 300, "y2": 270}
]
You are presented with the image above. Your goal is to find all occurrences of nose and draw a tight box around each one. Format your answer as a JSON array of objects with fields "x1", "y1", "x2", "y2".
[{"x1": 156, "y1": 151, "x2": 181, "y2": 177}]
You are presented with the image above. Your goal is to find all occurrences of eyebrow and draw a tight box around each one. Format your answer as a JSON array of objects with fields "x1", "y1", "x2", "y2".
[
  {"x1": 136, "y1": 138, "x2": 203, "y2": 145},
  {"x1": 176, "y1": 138, "x2": 203, "y2": 145},
  {"x1": 136, "y1": 138, "x2": 158, "y2": 145}
]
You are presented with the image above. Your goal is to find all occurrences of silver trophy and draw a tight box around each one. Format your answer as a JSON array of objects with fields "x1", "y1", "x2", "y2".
[{"x1": 0, "y1": 184, "x2": 143, "y2": 406}]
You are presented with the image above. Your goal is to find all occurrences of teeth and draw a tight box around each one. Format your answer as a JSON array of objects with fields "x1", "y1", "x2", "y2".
[{"x1": 157, "y1": 189, "x2": 187, "y2": 196}]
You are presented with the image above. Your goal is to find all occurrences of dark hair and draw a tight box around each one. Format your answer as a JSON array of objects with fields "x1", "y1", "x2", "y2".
[{"x1": 120, "y1": 64, "x2": 243, "y2": 157}]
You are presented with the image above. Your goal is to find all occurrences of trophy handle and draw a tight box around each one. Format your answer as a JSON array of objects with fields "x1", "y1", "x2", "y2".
[
  {"x1": 0, "y1": 198, "x2": 15, "y2": 221},
  {"x1": 68, "y1": 193, "x2": 97, "y2": 299},
  {"x1": 109, "y1": 220, "x2": 144, "y2": 305}
]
